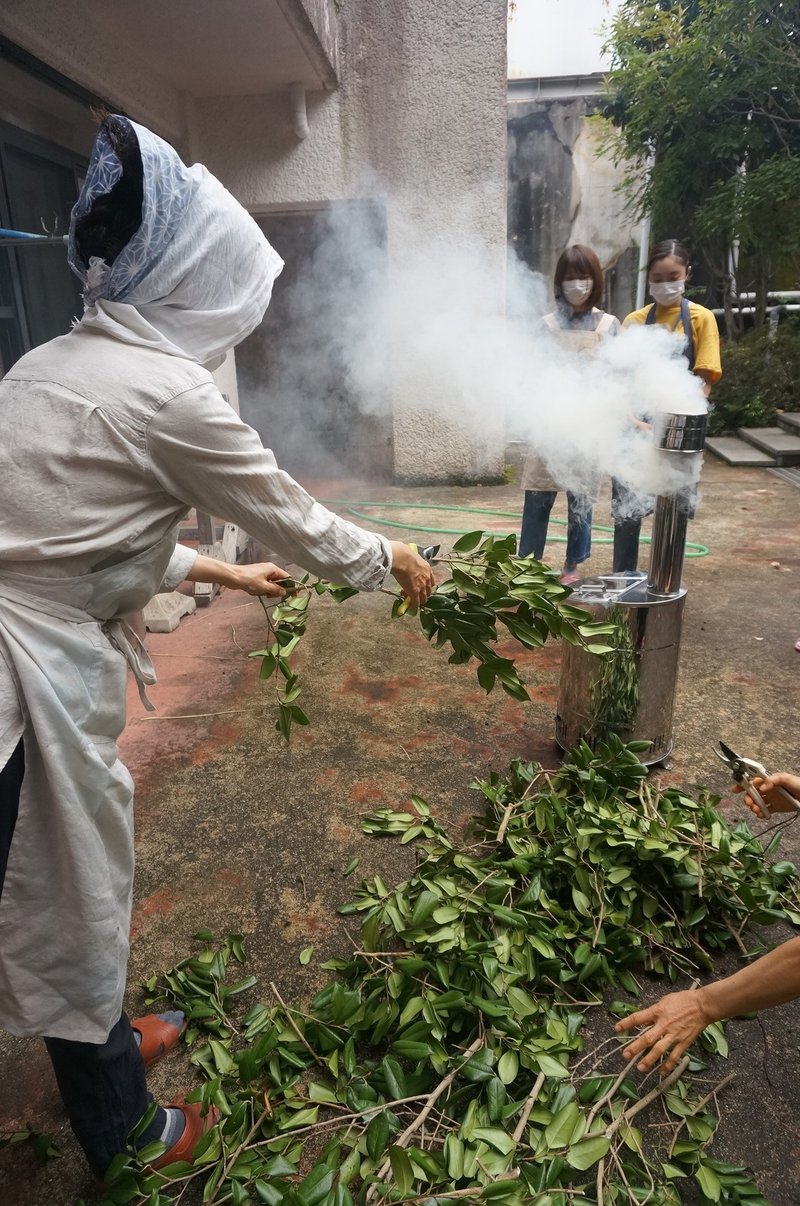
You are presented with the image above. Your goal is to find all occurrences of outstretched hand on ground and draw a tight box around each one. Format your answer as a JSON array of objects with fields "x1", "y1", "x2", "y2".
[{"x1": 615, "y1": 990, "x2": 710, "y2": 1074}]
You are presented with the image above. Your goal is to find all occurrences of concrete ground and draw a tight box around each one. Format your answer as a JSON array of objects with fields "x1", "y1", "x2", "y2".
[{"x1": 1, "y1": 459, "x2": 799, "y2": 1205}]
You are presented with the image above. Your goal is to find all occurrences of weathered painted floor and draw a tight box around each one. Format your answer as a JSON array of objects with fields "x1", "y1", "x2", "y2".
[{"x1": 1, "y1": 461, "x2": 799, "y2": 1204}]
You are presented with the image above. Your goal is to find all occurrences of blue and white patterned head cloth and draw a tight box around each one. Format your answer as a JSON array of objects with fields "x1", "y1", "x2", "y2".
[{"x1": 68, "y1": 116, "x2": 283, "y2": 364}]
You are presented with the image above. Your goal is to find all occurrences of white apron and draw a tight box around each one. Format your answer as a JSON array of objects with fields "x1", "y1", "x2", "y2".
[
  {"x1": 521, "y1": 310, "x2": 616, "y2": 494},
  {"x1": 0, "y1": 532, "x2": 175, "y2": 1042}
]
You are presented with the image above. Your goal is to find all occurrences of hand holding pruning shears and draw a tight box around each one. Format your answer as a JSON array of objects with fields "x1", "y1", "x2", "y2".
[
  {"x1": 390, "y1": 541, "x2": 437, "y2": 612},
  {"x1": 715, "y1": 741, "x2": 800, "y2": 819}
]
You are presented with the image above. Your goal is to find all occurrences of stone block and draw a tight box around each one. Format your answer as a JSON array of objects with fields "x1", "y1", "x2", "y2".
[{"x1": 143, "y1": 591, "x2": 197, "y2": 633}]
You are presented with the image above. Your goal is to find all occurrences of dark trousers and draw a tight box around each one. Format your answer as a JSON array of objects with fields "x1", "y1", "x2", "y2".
[
  {"x1": 611, "y1": 480, "x2": 647, "y2": 574},
  {"x1": 611, "y1": 481, "x2": 697, "y2": 574},
  {"x1": 0, "y1": 741, "x2": 165, "y2": 1175},
  {"x1": 519, "y1": 490, "x2": 592, "y2": 568}
]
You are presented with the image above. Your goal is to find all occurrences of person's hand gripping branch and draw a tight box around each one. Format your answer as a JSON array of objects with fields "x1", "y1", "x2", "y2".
[{"x1": 389, "y1": 541, "x2": 436, "y2": 610}]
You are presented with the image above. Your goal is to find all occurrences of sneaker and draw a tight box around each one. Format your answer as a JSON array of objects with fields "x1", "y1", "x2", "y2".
[{"x1": 560, "y1": 569, "x2": 580, "y2": 586}]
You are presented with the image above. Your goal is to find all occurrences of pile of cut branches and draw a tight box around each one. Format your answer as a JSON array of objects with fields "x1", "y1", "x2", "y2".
[{"x1": 94, "y1": 740, "x2": 797, "y2": 1206}]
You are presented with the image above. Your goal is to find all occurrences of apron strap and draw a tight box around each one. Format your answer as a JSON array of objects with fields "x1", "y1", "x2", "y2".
[
  {"x1": 645, "y1": 299, "x2": 695, "y2": 369},
  {"x1": 103, "y1": 619, "x2": 157, "y2": 712}
]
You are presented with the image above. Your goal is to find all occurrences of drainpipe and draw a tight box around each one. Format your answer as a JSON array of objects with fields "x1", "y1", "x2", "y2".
[
  {"x1": 635, "y1": 149, "x2": 656, "y2": 310},
  {"x1": 289, "y1": 82, "x2": 309, "y2": 140},
  {"x1": 635, "y1": 212, "x2": 651, "y2": 310}
]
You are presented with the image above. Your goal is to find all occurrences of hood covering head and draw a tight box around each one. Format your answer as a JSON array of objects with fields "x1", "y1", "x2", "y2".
[{"x1": 68, "y1": 116, "x2": 283, "y2": 365}]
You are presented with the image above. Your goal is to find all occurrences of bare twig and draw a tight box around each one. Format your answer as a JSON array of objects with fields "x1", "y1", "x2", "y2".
[
  {"x1": 208, "y1": 1102, "x2": 271, "y2": 1203},
  {"x1": 595, "y1": 1156, "x2": 605, "y2": 1206},
  {"x1": 605, "y1": 1055, "x2": 691, "y2": 1139},
  {"x1": 585, "y1": 1058, "x2": 633, "y2": 1132},
  {"x1": 368, "y1": 1036, "x2": 484, "y2": 1200},
  {"x1": 269, "y1": 982, "x2": 326, "y2": 1068},
  {"x1": 725, "y1": 919, "x2": 749, "y2": 957},
  {"x1": 572, "y1": 1034, "x2": 625, "y2": 1074},
  {"x1": 248, "y1": 1094, "x2": 430, "y2": 1149},
  {"x1": 512, "y1": 1072, "x2": 546, "y2": 1143},
  {"x1": 138, "y1": 707, "x2": 266, "y2": 721},
  {"x1": 496, "y1": 774, "x2": 543, "y2": 843},
  {"x1": 668, "y1": 1072, "x2": 736, "y2": 1158}
]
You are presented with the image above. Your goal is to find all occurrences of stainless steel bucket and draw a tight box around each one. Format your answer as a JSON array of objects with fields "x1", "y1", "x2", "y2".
[{"x1": 555, "y1": 575, "x2": 686, "y2": 765}]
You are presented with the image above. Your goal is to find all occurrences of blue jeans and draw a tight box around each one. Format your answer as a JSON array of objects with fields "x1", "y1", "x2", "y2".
[{"x1": 519, "y1": 490, "x2": 592, "y2": 569}]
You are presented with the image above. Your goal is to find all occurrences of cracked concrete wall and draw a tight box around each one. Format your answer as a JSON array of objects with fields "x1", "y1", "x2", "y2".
[{"x1": 508, "y1": 96, "x2": 640, "y2": 318}]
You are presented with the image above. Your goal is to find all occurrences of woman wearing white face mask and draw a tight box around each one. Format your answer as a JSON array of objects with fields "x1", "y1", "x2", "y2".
[
  {"x1": 520, "y1": 244, "x2": 620, "y2": 584},
  {"x1": 612, "y1": 239, "x2": 722, "y2": 572}
]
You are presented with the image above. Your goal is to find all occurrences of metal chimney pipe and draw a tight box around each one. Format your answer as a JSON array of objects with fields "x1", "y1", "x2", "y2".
[
  {"x1": 647, "y1": 412, "x2": 708, "y2": 596},
  {"x1": 647, "y1": 495, "x2": 689, "y2": 595}
]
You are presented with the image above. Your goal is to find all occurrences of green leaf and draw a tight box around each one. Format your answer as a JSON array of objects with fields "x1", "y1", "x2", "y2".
[
  {"x1": 506, "y1": 986, "x2": 538, "y2": 1018},
  {"x1": 533, "y1": 1053, "x2": 568, "y2": 1079},
  {"x1": 472, "y1": 1127, "x2": 516, "y2": 1156},
  {"x1": 444, "y1": 1134, "x2": 465, "y2": 1180},
  {"x1": 255, "y1": 1180, "x2": 285, "y2": 1205},
  {"x1": 366, "y1": 1112, "x2": 392, "y2": 1162},
  {"x1": 565, "y1": 1136, "x2": 610, "y2": 1170},
  {"x1": 299, "y1": 946, "x2": 315, "y2": 966},
  {"x1": 389, "y1": 1146, "x2": 414, "y2": 1196},
  {"x1": 497, "y1": 1050, "x2": 519, "y2": 1085},
  {"x1": 452, "y1": 530, "x2": 485, "y2": 553},
  {"x1": 544, "y1": 1102, "x2": 584, "y2": 1150},
  {"x1": 281, "y1": 1106, "x2": 319, "y2": 1130},
  {"x1": 696, "y1": 1163, "x2": 722, "y2": 1202},
  {"x1": 209, "y1": 1039, "x2": 235, "y2": 1077},
  {"x1": 343, "y1": 858, "x2": 360, "y2": 877},
  {"x1": 297, "y1": 1164, "x2": 335, "y2": 1205},
  {"x1": 460, "y1": 1047, "x2": 495, "y2": 1082},
  {"x1": 486, "y1": 1078, "x2": 507, "y2": 1123},
  {"x1": 308, "y1": 1082, "x2": 339, "y2": 1104}
]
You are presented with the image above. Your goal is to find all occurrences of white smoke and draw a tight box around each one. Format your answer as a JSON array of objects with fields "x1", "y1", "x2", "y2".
[{"x1": 241, "y1": 198, "x2": 707, "y2": 507}]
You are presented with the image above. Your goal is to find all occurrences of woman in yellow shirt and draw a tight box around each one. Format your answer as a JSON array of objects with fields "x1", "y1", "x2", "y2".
[{"x1": 612, "y1": 239, "x2": 722, "y2": 572}]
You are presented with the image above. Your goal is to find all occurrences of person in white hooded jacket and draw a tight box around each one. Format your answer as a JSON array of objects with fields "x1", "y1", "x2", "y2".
[{"x1": 0, "y1": 115, "x2": 433, "y2": 1177}]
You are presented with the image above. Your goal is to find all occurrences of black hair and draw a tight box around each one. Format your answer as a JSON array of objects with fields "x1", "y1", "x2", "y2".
[
  {"x1": 74, "y1": 115, "x2": 144, "y2": 270},
  {"x1": 647, "y1": 239, "x2": 691, "y2": 275}
]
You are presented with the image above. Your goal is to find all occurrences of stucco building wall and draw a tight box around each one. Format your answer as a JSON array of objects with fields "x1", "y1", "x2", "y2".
[
  {"x1": 0, "y1": 0, "x2": 187, "y2": 144},
  {"x1": 195, "y1": 0, "x2": 509, "y2": 483},
  {"x1": 1, "y1": 0, "x2": 508, "y2": 483}
]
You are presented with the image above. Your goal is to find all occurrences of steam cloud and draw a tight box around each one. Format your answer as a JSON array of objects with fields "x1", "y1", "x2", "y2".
[{"x1": 239, "y1": 200, "x2": 707, "y2": 509}]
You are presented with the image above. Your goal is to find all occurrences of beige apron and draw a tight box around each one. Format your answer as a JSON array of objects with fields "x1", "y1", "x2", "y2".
[
  {"x1": 521, "y1": 310, "x2": 616, "y2": 493},
  {"x1": 0, "y1": 531, "x2": 175, "y2": 1042}
]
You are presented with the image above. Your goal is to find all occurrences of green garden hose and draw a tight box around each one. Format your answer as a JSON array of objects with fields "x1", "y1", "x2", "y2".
[{"x1": 319, "y1": 500, "x2": 709, "y2": 558}]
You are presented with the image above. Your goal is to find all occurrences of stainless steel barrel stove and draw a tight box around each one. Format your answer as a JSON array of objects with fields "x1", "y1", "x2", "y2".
[{"x1": 555, "y1": 411, "x2": 707, "y2": 766}]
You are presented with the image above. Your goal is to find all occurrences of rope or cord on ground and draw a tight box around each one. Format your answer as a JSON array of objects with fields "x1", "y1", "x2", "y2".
[{"x1": 319, "y1": 500, "x2": 710, "y2": 558}]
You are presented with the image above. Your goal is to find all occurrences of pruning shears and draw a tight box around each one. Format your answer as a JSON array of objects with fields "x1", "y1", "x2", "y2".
[
  {"x1": 409, "y1": 543, "x2": 441, "y2": 563},
  {"x1": 714, "y1": 741, "x2": 800, "y2": 818}
]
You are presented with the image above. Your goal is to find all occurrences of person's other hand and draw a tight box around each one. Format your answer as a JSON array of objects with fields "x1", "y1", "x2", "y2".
[
  {"x1": 732, "y1": 773, "x2": 800, "y2": 819},
  {"x1": 389, "y1": 542, "x2": 436, "y2": 611},
  {"x1": 226, "y1": 562, "x2": 294, "y2": 598},
  {"x1": 615, "y1": 990, "x2": 710, "y2": 1073}
]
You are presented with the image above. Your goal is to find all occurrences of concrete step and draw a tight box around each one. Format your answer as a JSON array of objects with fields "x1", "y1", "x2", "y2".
[
  {"x1": 705, "y1": 436, "x2": 777, "y2": 467},
  {"x1": 737, "y1": 426, "x2": 800, "y2": 466},
  {"x1": 778, "y1": 411, "x2": 800, "y2": 435}
]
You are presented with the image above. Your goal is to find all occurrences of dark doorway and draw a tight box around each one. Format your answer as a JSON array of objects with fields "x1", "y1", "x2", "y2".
[
  {"x1": 0, "y1": 40, "x2": 95, "y2": 377},
  {"x1": 236, "y1": 203, "x2": 393, "y2": 483},
  {"x1": 0, "y1": 128, "x2": 85, "y2": 367}
]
